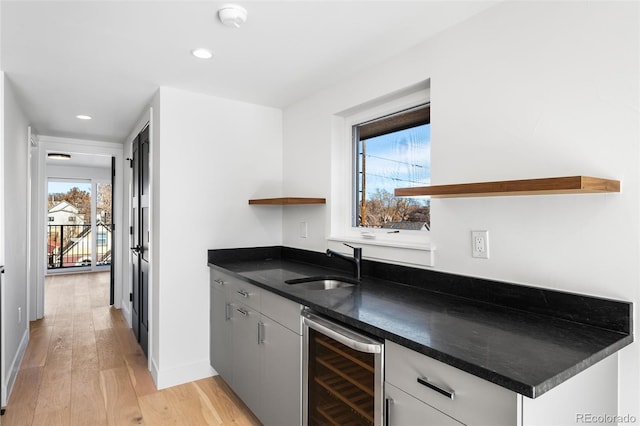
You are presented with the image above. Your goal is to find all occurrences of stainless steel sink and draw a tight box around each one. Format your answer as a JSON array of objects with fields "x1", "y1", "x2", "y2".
[{"x1": 285, "y1": 275, "x2": 358, "y2": 290}]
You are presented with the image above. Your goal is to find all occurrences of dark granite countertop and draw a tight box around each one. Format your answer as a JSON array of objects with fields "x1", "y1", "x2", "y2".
[{"x1": 207, "y1": 246, "x2": 633, "y2": 398}]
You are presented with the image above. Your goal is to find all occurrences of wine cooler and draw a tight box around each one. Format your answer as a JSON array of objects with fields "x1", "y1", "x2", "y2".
[{"x1": 302, "y1": 310, "x2": 384, "y2": 426}]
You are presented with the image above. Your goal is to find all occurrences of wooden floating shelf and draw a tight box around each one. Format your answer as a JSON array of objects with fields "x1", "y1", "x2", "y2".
[
  {"x1": 248, "y1": 197, "x2": 326, "y2": 205},
  {"x1": 394, "y1": 176, "x2": 620, "y2": 198}
]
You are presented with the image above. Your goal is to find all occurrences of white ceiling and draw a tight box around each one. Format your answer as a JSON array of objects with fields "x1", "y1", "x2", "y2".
[{"x1": 2, "y1": 1, "x2": 499, "y2": 144}]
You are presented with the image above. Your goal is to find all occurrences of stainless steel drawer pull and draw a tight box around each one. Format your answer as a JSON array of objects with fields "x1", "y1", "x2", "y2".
[
  {"x1": 214, "y1": 279, "x2": 224, "y2": 285},
  {"x1": 385, "y1": 398, "x2": 393, "y2": 426},
  {"x1": 258, "y1": 321, "x2": 265, "y2": 344},
  {"x1": 236, "y1": 307, "x2": 249, "y2": 316},
  {"x1": 236, "y1": 290, "x2": 250, "y2": 298},
  {"x1": 417, "y1": 377, "x2": 455, "y2": 400},
  {"x1": 224, "y1": 302, "x2": 231, "y2": 321}
]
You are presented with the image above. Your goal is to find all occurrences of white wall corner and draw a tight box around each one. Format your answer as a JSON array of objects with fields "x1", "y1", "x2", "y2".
[
  {"x1": 153, "y1": 359, "x2": 214, "y2": 390},
  {"x1": 150, "y1": 356, "x2": 160, "y2": 389},
  {"x1": 2, "y1": 327, "x2": 28, "y2": 406}
]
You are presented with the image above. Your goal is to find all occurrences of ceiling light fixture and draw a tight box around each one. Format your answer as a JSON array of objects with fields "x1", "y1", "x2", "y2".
[
  {"x1": 48, "y1": 153, "x2": 71, "y2": 160},
  {"x1": 191, "y1": 48, "x2": 214, "y2": 59},
  {"x1": 218, "y1": 4, "x2": 248, "y2": 28},
  {"x1": 76, "y1": 114, "x2": 92, "y2": 120}
]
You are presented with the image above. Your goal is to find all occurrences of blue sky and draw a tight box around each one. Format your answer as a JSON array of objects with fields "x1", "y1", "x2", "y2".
[
  {"x1": 359, "y1": 124, "x2": 430, "y2": 202},
  {"x1": 48, "y1": 181, "x2": 91, "y2": 194}
]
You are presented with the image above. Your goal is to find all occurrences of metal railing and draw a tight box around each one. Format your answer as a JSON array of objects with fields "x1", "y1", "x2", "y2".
[{"x1": 47, "y1": 223, "x2": 112, "y2": 269}]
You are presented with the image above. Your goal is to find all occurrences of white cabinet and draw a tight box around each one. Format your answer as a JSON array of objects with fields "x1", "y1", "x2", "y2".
[
  {"x1": 230, "y1": 277, "x2": 261, "y2": 311},
  {"x1": 229, "y1": 301, "x2": 262, "y2": 414},
  {"x1": 385, "y1": 382, "x2": 462, "y2": 426},
  {"x1": 259, "y1": 312, "x2": 302, "y2": 426},
  {"x1": 517, "y1": 352, "x2": 618, "y2": 426},
  {"x1": 385, "y1": 340, "x2": 619, "y2": 426},
  {"x1": 258, "y1": 290, "x2": 303, "y2": 425},
  {"x1": 209, "y1": 275, "x2": 232, "y2": 382},
  {"x1": 209, "y1": 268, "x2": 303, "y2": 426},
  {"x1": 385, "y1": 340, "x2": 516, "y2": 426}
]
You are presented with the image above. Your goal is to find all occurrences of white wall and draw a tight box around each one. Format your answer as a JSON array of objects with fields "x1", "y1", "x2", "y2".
[
  {"x1": 282, "y1": 0, "x2": 639, "y2": 418},
  {"x1": 150, "y1": 92, "x2": 160, "y2": 383},
  {"x1": 152, "y1": 87, "x2": 283, "y2": 388},
  {"x1": 2, "y1": 76, "x2": 30, "y2": 405},
  {"x1": 281, "y1": 104, "x2": 332, "y2": 250},
  {"x1": 47, "y1": 164, "x2": 110, "y2": 182},
  {"x1": 0, "y1": 69, "x2": 5, "y2": 408},
  {"x1": 0, "y1": 3, "x2": 5, "y2": 408}
]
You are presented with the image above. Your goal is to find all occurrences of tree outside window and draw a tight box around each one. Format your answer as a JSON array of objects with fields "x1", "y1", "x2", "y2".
[{"x1": 354, "y1": 104, "x2": 431, "y2": 230}]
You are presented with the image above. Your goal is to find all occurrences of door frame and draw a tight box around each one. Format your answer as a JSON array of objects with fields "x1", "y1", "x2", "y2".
[
  {"x1": 110, "y1": 156, "x2": 116, "y2": 305},
  {"x1": 124, "y1": 108, "x2": 154, "y2": 373},
  {"x1": 129, "y1": 125, "x2": 150, "y2": 357},
  {"x1": 31, "y1": 136, "x2": 125, "y2": 319}
]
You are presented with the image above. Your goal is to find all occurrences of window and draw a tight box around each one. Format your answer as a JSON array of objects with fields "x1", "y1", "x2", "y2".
[
  {"x1": 330, "y1": 83, "x2": 433, "y2": 267},
  {"x1": 327, "y1": 80, "x2": 435, "y2": 267},
  {"x1": 68, "y1": 216, "x2": 76, "y2": 222},
  {"x1": 353, "y1": 104, "x2": 431, "y2": 230},
  {"x1": 48, "y1": 216, "x2": 54, "y2": 222},
  {"x1": 97, "y1": 233, "x2": 107, "y2": 246}
]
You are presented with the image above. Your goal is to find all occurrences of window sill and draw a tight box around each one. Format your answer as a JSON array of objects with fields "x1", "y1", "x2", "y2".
[{"x1": 327, "y1": 236, "x2": 434, "y2": 268}]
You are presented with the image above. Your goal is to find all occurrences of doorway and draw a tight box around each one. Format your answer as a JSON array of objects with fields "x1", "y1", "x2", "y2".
[
  {"x1": 31, "y1": 138, "x2": 125, "y2": 322},
  {"x1": 130, "y1": 125, "x2": 150, "y2": 357},
  {"x1": 46, "y1": 179, "x2": 114, "y2": 271}
]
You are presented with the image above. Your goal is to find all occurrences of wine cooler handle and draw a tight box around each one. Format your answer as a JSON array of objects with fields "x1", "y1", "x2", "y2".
[
  {"x1": 385, "y1": 398, "x2": 393, "y2": 426},
  {"x1": 302, "y1": 311, "x2": 382, "y2": 354},
  {"x1": 417, "y1": 377, "x2": 455, "y2": 400}
]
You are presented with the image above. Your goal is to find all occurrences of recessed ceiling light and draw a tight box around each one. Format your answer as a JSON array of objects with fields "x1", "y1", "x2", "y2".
[
  {"x1": 191, "y1": 48, "x2": 213, "y2": 59},
  {"x1": 76, "y1": 115, "x2": 92, "y2": 120},
  {"x1": 48, "y1": 153, "x2": 71, "y2": 160}
]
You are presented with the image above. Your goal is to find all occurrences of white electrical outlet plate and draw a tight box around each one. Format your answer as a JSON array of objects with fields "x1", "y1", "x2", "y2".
[
  {"x1": 471, "y1": 230, "x2": 489, "y2": 259},
  {"x1": 299, "y1": 221, "x2": 308, "y2": 238}
]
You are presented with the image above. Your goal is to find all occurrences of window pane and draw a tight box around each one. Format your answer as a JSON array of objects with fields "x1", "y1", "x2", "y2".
[
  {"x1": 356, "y1": 123, "x2": 430, "y2": 230},
  {"x1": 96, "y1": 183, "x2": 112, "y2": 266},
  {"x1": 97, "y1": 183, "x2": 112, "y2": 224},
  {"x1": 47, "y1": 181, "x2": 92, "y2": 268}
]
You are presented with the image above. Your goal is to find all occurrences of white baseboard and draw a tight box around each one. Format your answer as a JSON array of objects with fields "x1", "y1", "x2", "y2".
[
  {"x1": 150, "y1": 357, "x2": 159, "y2": 387},
  {"x1": 120, "y1": 303, "x2": 132, "y2": 328},
  {"x1": 154, "y1": 359, "x2": 215, "y2": 390},
  {"x1": 2, "y1": 328, "x2": 29, "y2": 406}
]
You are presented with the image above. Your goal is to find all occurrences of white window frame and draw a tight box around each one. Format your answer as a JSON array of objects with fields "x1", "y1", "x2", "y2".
[{"x1": 329, "y1": 83, "x2": 434, "y2": 267}]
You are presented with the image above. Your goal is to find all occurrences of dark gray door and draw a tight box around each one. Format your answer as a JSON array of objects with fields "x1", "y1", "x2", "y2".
[
  {"x1": 131, "y1": 125, "x2": 149, "y2": 356},
  {"x1": 110, "y1": 156, "x2": 116, "y2": 306}
]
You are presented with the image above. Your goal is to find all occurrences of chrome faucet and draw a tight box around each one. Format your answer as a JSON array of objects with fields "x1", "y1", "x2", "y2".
[{"x1": 326, "y1": 243, "x2": 362, "y2": 281}]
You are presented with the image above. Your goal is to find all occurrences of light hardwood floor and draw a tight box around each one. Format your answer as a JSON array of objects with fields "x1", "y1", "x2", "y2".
[{"x1": 2, "y1": 272, "x2": 261, "y2": 426}]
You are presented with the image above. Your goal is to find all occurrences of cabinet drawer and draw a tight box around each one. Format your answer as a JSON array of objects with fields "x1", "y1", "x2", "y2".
[
  {"x1": 230, "y1": 280, "x2": 261, "y2": 311},
  {"x1": 261, "y1": 290, "x2": 302, "y2": 335},
  {"x1": 211, "y1": 269, "x2": 261, "y2": 311},
  {"x1": 210, "y1": 269, "x2": 235, "y2": 294},
  {"x1": 385, "y1": 341, "x2": 516, "y2": 426},
  {"x1": 385, "y1": 382, "x2": 463, "y2": 426}
]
